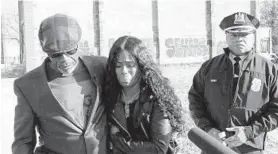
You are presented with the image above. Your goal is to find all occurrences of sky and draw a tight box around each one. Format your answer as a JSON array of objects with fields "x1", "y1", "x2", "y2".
[{"x1": 1, "y1": 0, "x2": 264, "y2": 64}]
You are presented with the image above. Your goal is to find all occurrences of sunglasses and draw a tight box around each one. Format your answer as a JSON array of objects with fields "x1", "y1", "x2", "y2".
[{"x1": 48, "y1": 49, "x2": 77, "y2": 58}]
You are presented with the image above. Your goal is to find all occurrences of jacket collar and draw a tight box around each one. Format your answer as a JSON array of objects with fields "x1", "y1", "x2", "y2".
[
  {"x1": 33, "y1": 59, "x2": 84, "y2": 129},
  {"x1": 35, "y1": 56, "x2": 104, "y2": 130},
  {"x1": 221, "y1": 48, "x2": 255, "y2": 72},
  {"x1": 37, "y1": 56, "x2": 103, "y2": 85},
  {"x1": 79, "y1": 56, "x2": 103, "y2": 86},
  {"x1": 111, "y1": 85, "x2": 155, "y2": 137}
]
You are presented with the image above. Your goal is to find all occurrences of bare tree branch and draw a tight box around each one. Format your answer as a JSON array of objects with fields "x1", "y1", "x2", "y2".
[
  {"x1": 5, "y1": 22, "x2": 19, "y2": 34},
  {"x1": 1, "y1": 13, "x2": 19, "y2": 39}
]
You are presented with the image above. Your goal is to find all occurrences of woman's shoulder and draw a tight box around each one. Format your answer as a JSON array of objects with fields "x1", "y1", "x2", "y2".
[{"x1": 140, "y1": 86, "x2": 157, "y2": 103}]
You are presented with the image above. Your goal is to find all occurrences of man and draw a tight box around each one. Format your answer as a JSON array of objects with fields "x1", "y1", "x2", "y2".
[
  {"x1": 188, "y1": 12, "x2": 278, "y2": 154},
  {"x1": 12, "y1": 14, "x2": 107, "y2": 154}
]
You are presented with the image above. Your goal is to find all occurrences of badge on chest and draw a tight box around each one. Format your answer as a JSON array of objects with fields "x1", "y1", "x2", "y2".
[{"x1": 251, "y1": 78, "x2": 261, "y2": 92}]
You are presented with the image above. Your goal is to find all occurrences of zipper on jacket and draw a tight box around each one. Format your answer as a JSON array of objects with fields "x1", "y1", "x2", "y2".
[
  {"x1": 140, "y1": 122, "x2": 149, "y2": 139},
  {"x1": 227, "y1": 73, "x2": 233, "y2": 128},
  {"x1": 111, "y1": 114, "x2": 132, "y2": 140},
  {"x1": 227, "y1": 59, "x2": 240, "y2": 128},
  {"x1": 228, "y1": 58, "x2": 243, "y2": 109},
  {"x1": 227, "y1": 62, "x2": 243, "y2": 130},
  {"x1": 232, "y1": 71, "x2": 242, "y2": 107}
]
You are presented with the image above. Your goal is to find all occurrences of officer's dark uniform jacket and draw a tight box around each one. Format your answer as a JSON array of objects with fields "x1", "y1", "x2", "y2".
[
  {"x1": 189, "y1": 48, "x2": 278, "y2": 150},
  {"x1": 108, "y1": 86, "x2": 175, "y2": 154}
]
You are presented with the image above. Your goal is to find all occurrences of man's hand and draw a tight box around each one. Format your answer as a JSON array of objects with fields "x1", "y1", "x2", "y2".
[{"x1": 224, "y1": 126, "x2": 248, "y2": 147}]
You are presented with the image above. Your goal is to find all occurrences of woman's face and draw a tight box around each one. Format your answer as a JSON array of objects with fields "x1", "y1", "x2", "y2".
[{"x1": 115, "y1": 50, "x2": 141, "y2": 88}]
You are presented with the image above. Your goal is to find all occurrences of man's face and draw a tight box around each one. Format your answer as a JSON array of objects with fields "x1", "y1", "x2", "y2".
[
  {"x1": 226, "y1": 32, "x2": 255, "y2": 56},
  {"x1": 48, "y1": 49, "x2": 79, "y2": 74}
]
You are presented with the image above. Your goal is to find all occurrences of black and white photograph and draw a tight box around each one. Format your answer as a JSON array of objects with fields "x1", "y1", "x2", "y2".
[{"x1": 1, "y1": 0, "x2": 278, "y2": 154}]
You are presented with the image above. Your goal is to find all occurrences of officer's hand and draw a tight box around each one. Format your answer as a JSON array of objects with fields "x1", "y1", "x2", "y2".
[
  {"x1": 224, "y1": 126, "x2": 247, "y2": 147},
  {"x1": 207, "y1": 128, "x2": 222, "y2": 141},
  {"x1": 207, "y1": 128, "x2": 227, "y2": 146}
]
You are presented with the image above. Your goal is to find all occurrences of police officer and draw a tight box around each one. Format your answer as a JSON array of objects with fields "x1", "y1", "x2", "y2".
[
  {"x1": 188, "y1": 12, "x2": 278, "y2": 154},
  {"x1": 12, "y1": 14, "x2": 107, "y2": 154}
]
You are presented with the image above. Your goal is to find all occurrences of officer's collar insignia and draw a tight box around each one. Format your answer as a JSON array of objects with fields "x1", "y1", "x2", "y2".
[{"x1": 234, "y1": 12, "x2": 245, "y2": 24}]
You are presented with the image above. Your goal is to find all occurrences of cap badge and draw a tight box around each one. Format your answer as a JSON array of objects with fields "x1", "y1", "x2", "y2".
[{"x1": 234, "y1": 12, "x2": 245, "y2": 24}]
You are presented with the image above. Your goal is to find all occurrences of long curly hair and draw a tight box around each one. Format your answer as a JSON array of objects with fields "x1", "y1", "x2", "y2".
[{"x1": 104, "y1": 35, "x2": 185, "y2": 133}]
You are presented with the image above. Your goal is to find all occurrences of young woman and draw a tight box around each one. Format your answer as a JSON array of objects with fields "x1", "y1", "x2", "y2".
[{"x1": 104, "y1": 36, "x2": 185, "y2": 154}]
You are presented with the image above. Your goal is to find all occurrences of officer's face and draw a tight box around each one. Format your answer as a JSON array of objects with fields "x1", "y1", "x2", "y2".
[
  {"x1": 115, "y1": 50, "x2": 141, "y2": 88},
  {"x1": 226, "y1": 32, "x2": 255, "y2": 56},
  {"x1": 48, "y1": 49, "x2": 79, "y2": 74}
]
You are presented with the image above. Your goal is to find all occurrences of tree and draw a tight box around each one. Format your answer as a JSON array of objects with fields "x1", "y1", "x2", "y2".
[
  {"x1": 260, "y1": 0, "x2": 278, "y2": 54},
  {"x1": 1, "y1": 12, "x2": 20, "y2": 63},
  {"x1": 1, "y1": 13, "x2": 19, "y2": 42}
]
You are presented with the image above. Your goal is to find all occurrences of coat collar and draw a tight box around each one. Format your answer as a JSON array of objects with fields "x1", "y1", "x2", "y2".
[
  {"x1": 79, "y1": 56, "x2": 103, "y2": 86},
  {"x1": 220, "y1": 48, "x2": 255, "y2": 72},
  {"x1": 35, "y1": 56, "x2": 105, "y2": 131},
  {"x1": 32, "y1": 59, "x2": 84, "y2": 130},
  {"x1": 37, "y1": 56, "x2": 104, "y2": 87},
  {"x1": 111, "y1": 86, "x2": 155, "y2": 137}
]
